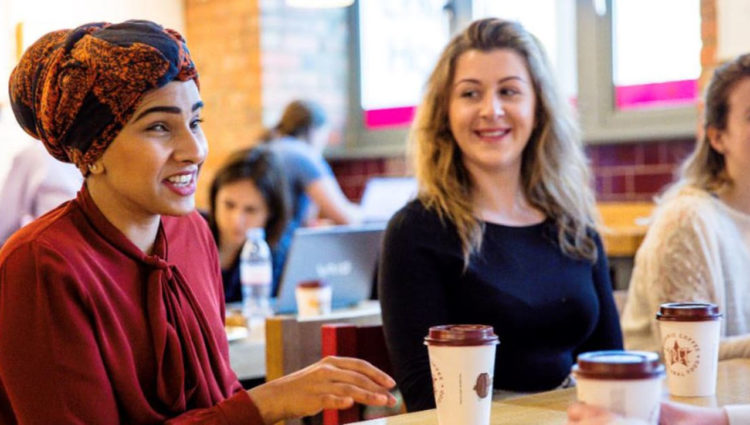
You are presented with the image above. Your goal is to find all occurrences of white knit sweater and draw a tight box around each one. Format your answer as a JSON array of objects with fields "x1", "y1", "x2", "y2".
[{"x1": 621, "y1": 187, "x2": 750, "y2": 360}]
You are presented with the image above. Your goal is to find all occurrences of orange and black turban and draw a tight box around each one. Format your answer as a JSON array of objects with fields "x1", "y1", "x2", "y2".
[{"x1": 8, "y1": 20, "x2": 198, "y2": 175}]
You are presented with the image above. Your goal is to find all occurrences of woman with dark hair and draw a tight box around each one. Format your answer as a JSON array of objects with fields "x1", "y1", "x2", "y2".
[
  {"x1": 263, "y1": 100, "x2": 360, "y2": 233},
  {"x1": 207, "y1": 146, "x2": 290, "y2": 300},
  {"x1": 622, "y1": 53, "x2": 750, "y2": 359},
  {"x1": 0, "y1": 20, "x2": 395, "y2": 424},
  {"x1": 378, "y1": 18, "x2": 622, "y2": 411}
]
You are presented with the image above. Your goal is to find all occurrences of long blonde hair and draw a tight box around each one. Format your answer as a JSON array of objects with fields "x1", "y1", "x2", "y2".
[
  {"x1": 665, "y1": 54, "x2": 750, "y2": 198},
  {"x1": 412, "y1": 18, "x2": 598, "y2": 265}
]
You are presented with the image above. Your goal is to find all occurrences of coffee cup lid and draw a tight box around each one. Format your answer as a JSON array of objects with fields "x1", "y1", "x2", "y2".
[
  {"x1": 297, "y1": 280, "x2": 328, "y2": 289},
  {"x1": 572, "y1": 350, "x2": 664, "y2": 380},
  {"x1": 424, "y1": 324, "x2": 499, "y2": 346},
  {"x1": 656, "y1": 302, "x2": 722, "y2": 322}
]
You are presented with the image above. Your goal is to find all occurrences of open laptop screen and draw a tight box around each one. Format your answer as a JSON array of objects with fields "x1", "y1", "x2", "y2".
[
  {"x1": 359, "y1": 177, "x2": 417, "y2": 223},
  {"x1": 273, "y1": 223, "x2": 385, "y2": 314}
]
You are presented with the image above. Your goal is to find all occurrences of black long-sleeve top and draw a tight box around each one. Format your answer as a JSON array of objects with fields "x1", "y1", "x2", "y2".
[{"x1": 378, "y1": 200, "x2": 623, "y2": 412}]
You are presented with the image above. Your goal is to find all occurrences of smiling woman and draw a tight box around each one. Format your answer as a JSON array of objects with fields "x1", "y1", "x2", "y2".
[
  {"x1": 378, "y1": 18, "x2": 623, "y2": 412},
  {"x1": 0, "y1": 19, "x2": 396, "y2": 425}
]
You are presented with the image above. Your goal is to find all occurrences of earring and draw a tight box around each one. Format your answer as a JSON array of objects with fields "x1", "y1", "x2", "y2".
[{"x1": 88, "y1": 163, "x2": 100, "y2": 173}]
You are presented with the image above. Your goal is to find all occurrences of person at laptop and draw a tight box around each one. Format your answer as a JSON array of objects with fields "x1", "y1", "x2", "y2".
[
  {"x1": 206, "y1": 146, "x2": 290, "y2": 300},
  {"x1": 0, "y1": 20, "x2": 396, "y2": 424},
  {"x1": 378, "y1": 18, "x2": 622, "y2": 412},
  {"x1": 261, "y1": 100, "x2": 361, "y2": 233}
]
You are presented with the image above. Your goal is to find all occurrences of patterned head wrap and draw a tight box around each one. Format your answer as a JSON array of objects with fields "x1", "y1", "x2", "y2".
[{"x1": 8, "y1": 20, "x2": 199, "y2": 175}]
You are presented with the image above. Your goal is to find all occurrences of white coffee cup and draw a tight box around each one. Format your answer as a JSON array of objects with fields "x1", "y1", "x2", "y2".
[
  {"x1": 424, "y1": 325, "x2": 499, "y2": 425},
  {"x1": 573, "y1": 350, "x2": 664, "y2": 424},
  {"x1": 295, "y1": 280, "x2": 332, "y2": 318},
  {"x1": 656, "y1": 302, "x2": 722, "y2": 396}
]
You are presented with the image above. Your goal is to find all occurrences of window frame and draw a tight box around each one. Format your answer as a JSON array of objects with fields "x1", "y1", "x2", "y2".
[
  {"x1": 330, "y1": 0, "x2": 471, "y2": 159},
  {"x1": 332, "y1": 0, "x2": 698, "y2": 159},
  {"x1": 576, "y1": 0, "x2": 698, "y2": 144}
]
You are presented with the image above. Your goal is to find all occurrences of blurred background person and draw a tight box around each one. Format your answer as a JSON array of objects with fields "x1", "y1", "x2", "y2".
[
  {"x1": 622, "y1": 53, "x2": 750, "y2": 360},
  {"x1": 262, "y1": 99, "x2": 361, "y2": 233},
  {"x1": 206, "y1": 146, "x2": 290, "y2": 301},
  {"x1": 0, "y1": 140, "x2": 81, "y2": 245},
  {"x1": 379, "y1": 18, "x2": 622, "y2": 412}
]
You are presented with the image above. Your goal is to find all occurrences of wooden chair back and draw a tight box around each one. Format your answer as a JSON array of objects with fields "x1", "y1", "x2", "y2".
[
  {"x1": 320, "y1": 323, "x2": 394, "y2": 425},
  {"x1": 264, "y1": 302, "x2": 382, "y2": 425}
]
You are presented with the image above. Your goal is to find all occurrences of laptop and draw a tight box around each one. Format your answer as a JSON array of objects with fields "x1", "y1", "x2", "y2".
[
  {"x1": 273, "y1": 223, "x2": 386, "y2": 314},
  {"x1": 359, "y1": 176, "x2": 417, "y2": 223}
]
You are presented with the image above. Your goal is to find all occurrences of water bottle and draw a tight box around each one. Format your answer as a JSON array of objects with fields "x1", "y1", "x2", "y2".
[{"x1": 240, "y1": 227, "x2": 273, "y2": 323}]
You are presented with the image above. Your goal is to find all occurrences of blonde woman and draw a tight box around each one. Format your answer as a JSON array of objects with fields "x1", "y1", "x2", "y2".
[
  {"x1": 622, "y1": 54, "x2": 750, "y2": 360},
  {"x1": 378, "y1": 18, "x2": 622, "y2": 412}
]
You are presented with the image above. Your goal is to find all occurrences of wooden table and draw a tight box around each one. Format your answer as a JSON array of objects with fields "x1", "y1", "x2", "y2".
[
  {"x1": 597, "y1": 202, "x2": 654, "y2": 258},
  {"x1": 351, "y1": 359, "x2": 750, "y2": 424}
]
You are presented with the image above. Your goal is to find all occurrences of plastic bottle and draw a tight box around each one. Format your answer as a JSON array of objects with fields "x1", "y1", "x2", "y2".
[{"x1": 240, "y1": 227, "x2": 273, "y2": 323}]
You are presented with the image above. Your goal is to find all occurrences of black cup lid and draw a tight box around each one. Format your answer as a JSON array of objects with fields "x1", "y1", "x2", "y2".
[
  {"x1": 656, "y1": 302, "x2": 722, "y2": 322},
  {"x1": 424, "y1": 324, "x2": 499, "y2": 346},
  {"x1": 572, "y1": 350, "x2": 664, "y2": 380}
]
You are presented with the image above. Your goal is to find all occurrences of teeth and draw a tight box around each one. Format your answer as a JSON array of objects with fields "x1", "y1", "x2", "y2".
[
  {"x1": 167, "y1": 174, "x2": 192, "y2": 186},
  {"x1": 479, "y1": 130, "x2": 509, "y2": 137}
]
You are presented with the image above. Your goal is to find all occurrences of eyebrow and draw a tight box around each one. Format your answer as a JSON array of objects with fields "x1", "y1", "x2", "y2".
[
  {"x1": 454, "y1": 76, "x2": 527, "y2": 86},
  {"x1": 132, "y1": 101, "x2": 204, "y2": 122}
]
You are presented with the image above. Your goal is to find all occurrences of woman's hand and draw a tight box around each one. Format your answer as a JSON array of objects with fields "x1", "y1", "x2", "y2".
[
  {"x1": 566, "y1": 403, "x2": 621, "y2": 425},
  {"x1": 566, "y1": 401, "x2": 729, "y2": 425},
  {"x1": 247, "y1": 356, "x2": 397, "y2": 424},
  {"x1": 659, "y1": 401, "x2": 728, "y2": 425}
]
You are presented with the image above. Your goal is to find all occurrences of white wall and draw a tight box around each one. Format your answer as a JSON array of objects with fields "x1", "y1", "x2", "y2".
[{"x1": 0, "y1": 0, "x2": 185, "y2": 187}]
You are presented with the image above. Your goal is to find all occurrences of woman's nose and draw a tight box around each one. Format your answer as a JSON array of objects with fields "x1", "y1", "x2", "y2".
[
  {"x1": 175, "y1": 127, "x2": 208, "y2": 164},
  {"x1": 481, "y1": 95, "x2": 505, "y2": 119}
]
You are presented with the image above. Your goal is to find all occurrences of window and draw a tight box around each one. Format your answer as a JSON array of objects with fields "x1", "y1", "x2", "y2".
[
  {"x1": 577, "y1": 0, "x2": 701, "y2": 142},
  {"x1": 343, "y1": 0, "x2": 701, "y2": 156},
  {"x1": 358, "y1": 0, "x2": 449, "y2": 129},
  {"x1": 612, "y1": 0, "x2": 701, "y2": 110},
  {"x1": 472, "y1": 0, "x2": 577, "y2": 104}
]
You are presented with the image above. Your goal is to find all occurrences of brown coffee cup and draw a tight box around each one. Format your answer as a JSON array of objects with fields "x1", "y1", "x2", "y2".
[
  {"x1": 656, "y1": 302, "x2": 722, "y2": 396},
  {"x1": 295, "y1": 279, "x2": 332, "y2": 317},
  {"x1": 573, "y1": 350, "x2": 664, "y2": 424},
  {"x1": 424, "y1": 325, "x2": 499, "y2": 425}
]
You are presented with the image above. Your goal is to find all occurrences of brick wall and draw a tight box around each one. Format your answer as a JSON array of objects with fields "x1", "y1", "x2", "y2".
[
  {"x1": 185, "y1": 0, "x2": 350, "y2": 208},
  {"x1": 185, "y1": 0, "x2": 263, "y2": 208},
  {"x1": 259, "y1": 0, "x2": 349, "y2": 146}
]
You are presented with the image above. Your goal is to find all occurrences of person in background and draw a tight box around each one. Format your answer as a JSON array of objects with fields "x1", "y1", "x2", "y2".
[
  {"x1": 378, "y1": 18, "x2": 623, "y2": 412},
  {"x1": 566, "y1": 401, "x2": 750, "y2": 425},
  {"x1": 0, "y1": 140, "x2": 82, "y2": 245},
  {"x1": 0, "y1": 20, "x2": 395, "y2": 424},
  {"x1": 206, "y1": 146, "x2": 290, "y2": 300},
  {"x1": 262, "y1": 100, "x2": 360, "y2": 232},
  {"x1": 621, "y1": 53, "x2": 750, "y2": 359}
]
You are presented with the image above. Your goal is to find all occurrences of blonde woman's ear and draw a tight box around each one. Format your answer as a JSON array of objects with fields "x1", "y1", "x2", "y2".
[{"x1": 706, "y1": 127, "x2": 726, "y2": 154}]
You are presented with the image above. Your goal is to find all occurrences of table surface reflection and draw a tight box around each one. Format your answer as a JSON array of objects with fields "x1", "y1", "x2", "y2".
[{"x1": 351, "y1": 358, "x2": 750, "y2": 425}]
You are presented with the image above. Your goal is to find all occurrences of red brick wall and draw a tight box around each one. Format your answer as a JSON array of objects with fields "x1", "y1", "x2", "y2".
[
  {"x1": 185, "y1": 0, "x2": 264, "y2": 208},
  {"x1": 330, "y1": 139, "x2": 697, "y2": 203}
]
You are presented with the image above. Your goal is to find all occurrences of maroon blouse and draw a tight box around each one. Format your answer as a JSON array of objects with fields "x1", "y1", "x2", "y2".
[{"x1": 0, "y1": 186, "x2": 263, "y2": 424}]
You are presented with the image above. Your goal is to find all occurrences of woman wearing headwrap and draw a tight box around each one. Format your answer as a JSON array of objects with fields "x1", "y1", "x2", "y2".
[{"x1": 0, "y1": 20, "x2": 395, "y2": 424}]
